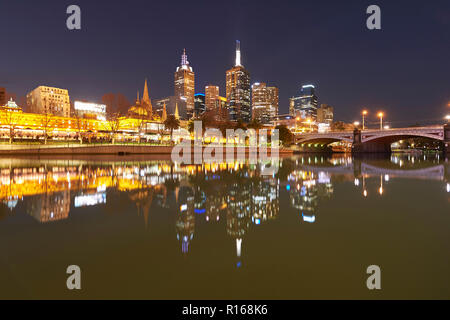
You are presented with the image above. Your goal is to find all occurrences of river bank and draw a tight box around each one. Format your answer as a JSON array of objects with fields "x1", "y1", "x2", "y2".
[{"x1": 0, "y1": 144, "x2": 294, "y2": 156}]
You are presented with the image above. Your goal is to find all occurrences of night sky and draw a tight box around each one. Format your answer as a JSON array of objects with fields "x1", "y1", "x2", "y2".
[{"x1": 1, "y1": 0, "x2": 449, "y2": 126}]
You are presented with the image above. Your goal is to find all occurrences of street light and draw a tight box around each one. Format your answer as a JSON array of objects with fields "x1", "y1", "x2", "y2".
[
  {"x1": 377, "y1": 112, "x2": 384, "y2": 130},
  {"x1": 353, "y1": 121, "x2": 360, "y2": 128},
  {"x1": 445, "y1": 115, "x2": 450, "y2": 123},
  {"x1": 306, "y1": 118, "x2": 312, "y2": 131},
  {"x1": 362, "y1": 110, "x2": 368, "y2": 130}
]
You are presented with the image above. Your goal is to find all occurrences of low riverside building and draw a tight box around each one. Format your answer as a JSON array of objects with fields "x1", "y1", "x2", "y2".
[{"x1": 0, "y1": 106, "x2": 165, "y2": 142}]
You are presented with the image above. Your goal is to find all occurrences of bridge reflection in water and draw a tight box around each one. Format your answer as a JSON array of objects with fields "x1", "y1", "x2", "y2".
[
  {"x1": 296, "y1": 125, "x2": 450, "y2": 153},
  {"x1": 0, "y1": 155, "x2": 449, "y2": 299}
]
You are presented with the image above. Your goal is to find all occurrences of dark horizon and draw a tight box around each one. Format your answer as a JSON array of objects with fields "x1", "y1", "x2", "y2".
[{"x1": 1, "y1": 0, "x2": 449, "y2": 126}]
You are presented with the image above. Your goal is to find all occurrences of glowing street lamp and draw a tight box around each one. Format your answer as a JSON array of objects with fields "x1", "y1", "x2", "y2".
[
  {"x1": 362, "y1": 110, "x2": 368, "y2": 130},
  {"x1": 445, "y1": 115, "x2": 450, "y2": 123},
  {"x1": 377, "y1": 112, "x2": 384, "y2": 130},
  {"x1": 353, "y1": 121, "x2": 360, "y2": 128}
]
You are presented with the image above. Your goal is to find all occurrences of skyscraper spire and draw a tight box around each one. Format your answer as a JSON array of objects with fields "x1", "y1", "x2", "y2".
[
  {"x1": 235, "y1": 40, "x2": 242, "y2": 67},
  {"x1": 181, "y1": 48, "x2": 189, "y2": 66}
]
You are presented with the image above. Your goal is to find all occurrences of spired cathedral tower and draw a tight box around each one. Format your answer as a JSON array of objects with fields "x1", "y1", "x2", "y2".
[
  {"x1": 129, "y1": 79, "x2": 153, "y2": 119},
  {"x1": 141, "y1": 79, "x2": 152, "y2": 117}
]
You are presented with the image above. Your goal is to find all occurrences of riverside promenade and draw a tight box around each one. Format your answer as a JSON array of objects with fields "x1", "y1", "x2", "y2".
[{"x1": 0, "y1": 144, "x2": 293, "y2": 156}]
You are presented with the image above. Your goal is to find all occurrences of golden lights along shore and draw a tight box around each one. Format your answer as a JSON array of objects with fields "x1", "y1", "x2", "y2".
[{"x1": 0, "y1": 103, "x2": 168, "y2": 144}]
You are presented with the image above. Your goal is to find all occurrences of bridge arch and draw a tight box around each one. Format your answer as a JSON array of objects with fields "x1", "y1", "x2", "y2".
[
  {"x1": 362, "y1": 131, "x2": 444, "y2": 144},
  {"x1": 355, "y1": 128, "x2": 444, "y2": 153},
  {"x1": 296, "y1": 133, "x2": 353, "y2": 145}
]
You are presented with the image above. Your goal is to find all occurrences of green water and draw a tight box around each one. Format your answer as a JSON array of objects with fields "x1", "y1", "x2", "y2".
[{"x1": 0, "y1": 154, "x2": 449, "y2": 299}]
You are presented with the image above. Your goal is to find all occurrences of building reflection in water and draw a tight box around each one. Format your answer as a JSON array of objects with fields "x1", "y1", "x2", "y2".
[
  {"x1": 174, "y1": 185, "x2": 195, "y2": 254},
  {"x1": 0, "y1": 153, "x2": 448, "y2": 256}
]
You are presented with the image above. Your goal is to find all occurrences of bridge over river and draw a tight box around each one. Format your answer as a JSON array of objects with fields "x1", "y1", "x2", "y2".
[{"x1": 295, "y1": 125, "x2": 450, "y2": 153}]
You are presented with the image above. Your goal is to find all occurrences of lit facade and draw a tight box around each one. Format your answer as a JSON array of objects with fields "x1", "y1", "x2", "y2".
[
  {"x1": 174, "y1": 49, "x2": 195, "y2": 120},
  {"x1": 251, "y1": 83, "x2": 279, "y2": 123},
  {"x1": 27, "y1": 86, "x2": 71, "y2": 117},
  {"x1": 317, "y1": 104, "x2": 334, "y2": 125},
  {"x1": 74, "y1": 101, "x2": 106, "y2": 120},
  {"x1": 226, "y1": 41, "x2": 251, "y2": 123},
  {"x1": 218, "y1": 96, "x2": 227, "y2": 109},
  {"x1": 0, "y1": 107, "x2": 163, "y2": 141},
  {"x1": 290, "y1": 84, "x2": 318, "y2": 120},
  {"x1": 205, "y1": 85, "x2": 219, "y2": 111},
  {"x1": 154, "y1": 96, "x2": 177, "y2": 118},
  {"x1": 194, "y1": 93, "x2": 206, "y2": 116}
]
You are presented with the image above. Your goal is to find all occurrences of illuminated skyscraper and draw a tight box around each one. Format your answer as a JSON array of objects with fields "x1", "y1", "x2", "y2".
[
  {"x1": 174, "y1": 49, "x2": 195, "y2": 119},
  {"x1": 251, "y1": 82, "x2": 279, "y2": 123},
  {"x1": 194, "y1": 93, "x2": 206, "y2": 116},
  {"x1": 154, "y1": 96, "x2": 177, "y2": 118},
  {"x1": 205, "y1": 85, "x2": 219, "y2": 111},
  {"x1": 226, "y1": 41, "x2": 251, "y2": 123},
  {"x1": 317, "y1": 104, "x2": 334, "y2": 125},
  {"x1": 290, "y1": 84, "x2": 318, "y2": 120}
]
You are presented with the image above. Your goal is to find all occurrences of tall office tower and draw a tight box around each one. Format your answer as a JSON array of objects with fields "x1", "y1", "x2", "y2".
[
  {"x1": 194, "y1": 93, "x2": 206, "y2": 116},
  {"x1": 174, "y1": 49, "x2": 195, "y2": 120},
  {"x1": 205, "y1": 85, "x2": 219, "y2": 111},
  {"x1": 290, "y1": 85, "x2": 319, "y2": 120},
  {"x1": 251, "y1": 83, "x2": 279, "y2": 124},
  {"x1": 218, "y1": 96, "x2": 227, "y2": 109},
  {"x1": 154, "y1": 96, "x2": 177, "y2": 118},
  {"x1": 226, "y1": 41, "x2": 251, "y2": 123},
  {"x1": 317, "y1": 104, "x2": 334, "y2": 124},
  {"x1": 267, "y1": 86, "x2": 279, "y2": 118},
  {"x1": 0, "y1": 87, "x2": 6, "y2": 106},
  {"x1": 26, "y1": 86, "x2": 71, "y2": 117}
]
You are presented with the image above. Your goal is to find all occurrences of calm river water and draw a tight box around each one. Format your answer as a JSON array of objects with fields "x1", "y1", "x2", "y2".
[{"x1": 0, "y1": 154, "x2": 449, "y2": 299}]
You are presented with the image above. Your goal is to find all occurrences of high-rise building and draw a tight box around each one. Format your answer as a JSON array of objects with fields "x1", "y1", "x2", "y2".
[
  {"x1": 174, "y1": 49, "x2": 195, "y2": 120},
  {"x1": 0, "y1": 87, "x2": 6, "y2": 106},
  {"x1": 251, "y1": 83, "x2": 279, "y2": 123},
  {"x1": 226, "y1": 41, "x2": 251, "y2": 123},
  {"x1": 317, "y1": 104, "x2": 334, "y2": 124},
  {"x1": 267, "y1": 86, "x2": 279, "y2": 117},
  {"x1": 194, "y1": 93, "x2": 206, "y2": 116},
  {"x1": 205, "y1": 85, "x2": 219, "y2": 111},
  {"x1": 154, "y1": 96, "x2": 177, "y2": 118},
  {"x1": 218, "y1": 96, "x2": 227, "y2": 109},
  {"x1": 290, "y1": 84, "x2": 318, "y2": 120},
  {"x1": 26, "y1": 86, "x2": 71, "y2": 117}
]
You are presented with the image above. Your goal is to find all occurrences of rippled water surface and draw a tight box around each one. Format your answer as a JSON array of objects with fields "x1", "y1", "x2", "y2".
[{"x1": 0, "y1": 154, "x2": 449, "y2": 299}]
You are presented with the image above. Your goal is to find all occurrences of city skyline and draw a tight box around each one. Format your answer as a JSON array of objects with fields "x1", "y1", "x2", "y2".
[
  {"x1": 1, "y1": 0, "x2": 450, "y2": 304},
  {"x1": 1, "y1": 0, "x2": 449, "y2": 125}
]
